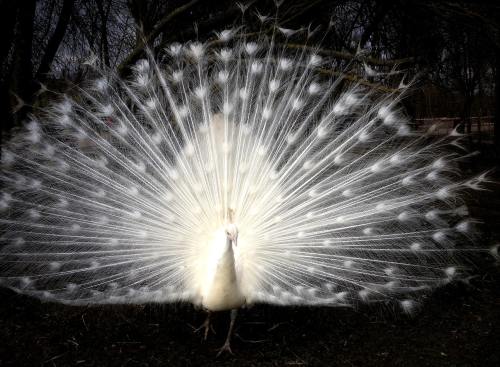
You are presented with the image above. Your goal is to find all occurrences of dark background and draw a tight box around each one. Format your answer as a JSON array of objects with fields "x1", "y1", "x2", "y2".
[{"x1": 0, "y1": 0, "x2": 499, "y2": 366}]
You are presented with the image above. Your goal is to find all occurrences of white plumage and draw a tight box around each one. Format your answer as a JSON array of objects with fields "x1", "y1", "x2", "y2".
[{"x1": 0, "y1": 29, "x2": 486, "y2": 323}]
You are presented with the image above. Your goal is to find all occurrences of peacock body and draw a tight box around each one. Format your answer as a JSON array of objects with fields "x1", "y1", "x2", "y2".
[{"x1": 0, "y1": 29, "x2": 486, "y2": 321}]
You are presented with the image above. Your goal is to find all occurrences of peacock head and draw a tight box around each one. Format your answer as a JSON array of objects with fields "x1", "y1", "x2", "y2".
[{"x1": 224, "y1": 208, "x2": 238, "y2": 247}]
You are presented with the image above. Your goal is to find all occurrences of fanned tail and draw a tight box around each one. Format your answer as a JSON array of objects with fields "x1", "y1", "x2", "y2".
[{"x1": 0, "y1": 29, "x2": 485, "y2": 311}]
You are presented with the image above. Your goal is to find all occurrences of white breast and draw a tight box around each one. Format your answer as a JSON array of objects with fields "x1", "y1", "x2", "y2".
[{"x1": 200, "y1": 234, "x2": 245, "y2": 311}]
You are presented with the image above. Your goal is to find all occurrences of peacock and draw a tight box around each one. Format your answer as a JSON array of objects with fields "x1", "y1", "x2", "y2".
[{"x1": 0, "y1": 23, "x2": 491, "y2": 355}]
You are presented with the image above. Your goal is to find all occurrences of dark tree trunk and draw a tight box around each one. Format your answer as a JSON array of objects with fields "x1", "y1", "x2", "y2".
[
  {"x1": 35, "y1": 0, "x2": 74, "y2": 80},
  {"x1": 0, "y1": 1, "x2": 19, "y2": 141},
  {"x1": 463, "y1": 95, "x2": 473, "y2": 140},
  {"x1": 359, "y1": 0, "x2": 392, "y2": 48},
  {"x1": 0, "y1": 1, "x2": 18, "y2": 75},
  {"x1": 96, "y1": 0, "x2": 110, "y2": 67},
  {"x1": 495, "y1": 46, "x2": 500, "y2": 154},
  {"x1": 9, "y1": 0, "x2": 36, "y2": 130}
]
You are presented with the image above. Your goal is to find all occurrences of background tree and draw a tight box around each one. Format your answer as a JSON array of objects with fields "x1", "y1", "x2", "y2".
[{"x1": 0, "y1": 0, "x2": 499, "y2": 155}]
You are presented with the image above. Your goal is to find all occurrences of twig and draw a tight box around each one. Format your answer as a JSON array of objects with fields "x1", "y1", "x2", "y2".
[
  {"x1": 284, "y1": 43, "x2": 414, "y2": 66},
  {"x1": 118, "y1": 0, "x2": 202, "y2": 74}
]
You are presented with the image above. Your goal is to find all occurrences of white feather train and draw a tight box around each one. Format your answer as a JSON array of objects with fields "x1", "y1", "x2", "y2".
[{"x1": 0, "y1": 30, "x2": 485, "y2": 315}]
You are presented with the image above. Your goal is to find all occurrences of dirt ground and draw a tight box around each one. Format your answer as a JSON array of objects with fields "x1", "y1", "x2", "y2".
[{"x1": 0, "y1": 155, "x2": 499, "y2": 367}]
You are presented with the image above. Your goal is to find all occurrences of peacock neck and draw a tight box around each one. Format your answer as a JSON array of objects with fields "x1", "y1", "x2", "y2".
[{"x1": 200, "y1": 231, "x2": 245, "y2": 311}]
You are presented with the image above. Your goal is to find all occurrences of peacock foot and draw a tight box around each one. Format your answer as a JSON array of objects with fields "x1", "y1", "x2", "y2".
[{"x1": 216, "y1": 340, "x2": 233, "y2": 357}]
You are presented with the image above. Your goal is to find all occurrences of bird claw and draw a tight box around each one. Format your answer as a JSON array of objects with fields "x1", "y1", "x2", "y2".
[{"x1": 216, "y1": 341, "x2": 233, "y2": 357}]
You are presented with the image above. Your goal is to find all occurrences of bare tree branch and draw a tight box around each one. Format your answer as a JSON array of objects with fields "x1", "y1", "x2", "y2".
[
  {"x1": 283, "y1": 43, "x2": 414, "y2": 66},
  {"x1": 118, "y1": 0, "x2": 202, "y2": 74}
]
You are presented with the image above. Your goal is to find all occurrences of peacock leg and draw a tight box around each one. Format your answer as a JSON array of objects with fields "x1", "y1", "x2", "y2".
[
  {"x1": 216, "y1": 309, "x2": 238, "y2": 356},
  {"x1": 194, "y1": 311, "x2": 214, "y2": 340}
]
